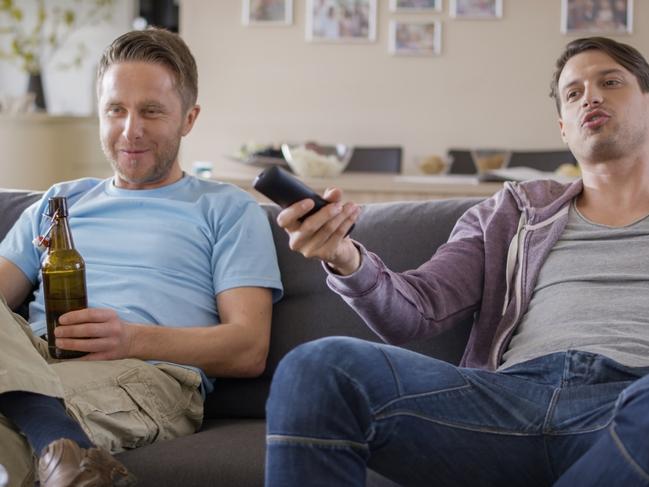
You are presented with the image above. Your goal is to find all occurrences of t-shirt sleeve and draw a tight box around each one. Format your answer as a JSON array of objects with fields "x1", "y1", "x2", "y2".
[
  {"x1": 0, "y1": 198, "x2": 47, "y2": 285},
  {"x1": 211, "y1": 200, "x2": 283, "y2": 302}
]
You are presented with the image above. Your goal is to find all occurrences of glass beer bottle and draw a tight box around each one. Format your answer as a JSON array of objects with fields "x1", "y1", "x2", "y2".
[{"x1": 42, "y1": 196, "x2": 88, "y2": 359}]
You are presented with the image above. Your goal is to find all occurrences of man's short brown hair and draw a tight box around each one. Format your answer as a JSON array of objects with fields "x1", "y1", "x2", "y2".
[
  {"x1": 96, "y1": 28, "x2": 198, "y2": 112},
  {"x1": 550, "y1": 37, "x2": 649, "y2": 114}
]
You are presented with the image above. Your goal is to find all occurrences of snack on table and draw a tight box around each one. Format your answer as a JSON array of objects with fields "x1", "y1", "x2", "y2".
[{"x1": 285, "y1": 145, "x2": 347, "y2": 177}]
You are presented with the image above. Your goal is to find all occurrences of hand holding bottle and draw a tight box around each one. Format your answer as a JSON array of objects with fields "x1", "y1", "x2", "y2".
[{"x1": 53, "y1": 307, "x2": 135, "y2": 361}]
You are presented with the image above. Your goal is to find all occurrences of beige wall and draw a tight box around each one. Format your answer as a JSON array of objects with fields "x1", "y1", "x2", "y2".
[{"x1": 179, "y1": 0, "x2": 648, "y2": 175}]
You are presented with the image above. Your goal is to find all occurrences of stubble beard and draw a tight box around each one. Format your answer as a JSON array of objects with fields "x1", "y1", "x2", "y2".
[
  {"x1": 102, "y1": 135, "x2": 182, "y2": 186},
  {"x1": 578, "y1": 116, "x2": 647, "y2": 163}
]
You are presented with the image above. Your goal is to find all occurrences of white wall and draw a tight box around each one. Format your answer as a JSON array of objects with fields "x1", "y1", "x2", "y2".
[
  {"x1": 179, "y1": 0, "x2": 649, "y2": 174},
  {"x1": 0, "y1": 0, "x2": 136, "y2": 115}
]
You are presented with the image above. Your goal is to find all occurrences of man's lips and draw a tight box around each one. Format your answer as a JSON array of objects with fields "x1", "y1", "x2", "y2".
[
  {"x1": 581, "y1": 109, "x2": 611, "y2": 130},
  {"x1": 119, "y1": 149, "x2": 149, "y2": 155}
]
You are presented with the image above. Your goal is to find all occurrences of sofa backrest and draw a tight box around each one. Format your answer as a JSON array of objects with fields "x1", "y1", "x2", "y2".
[{"x1": 0, "y1": 189, "x2": 481, "y2": 419}]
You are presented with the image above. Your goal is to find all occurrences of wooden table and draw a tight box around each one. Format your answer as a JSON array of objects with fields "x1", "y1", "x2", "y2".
[{"x1": 208, "y1": 160, "x2": 503, "y2": 204}]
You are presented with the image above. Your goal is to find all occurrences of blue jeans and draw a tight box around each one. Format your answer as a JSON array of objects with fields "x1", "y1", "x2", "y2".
[{"x1": 265, "y1": 337, "x2": 649, "y2": 487}]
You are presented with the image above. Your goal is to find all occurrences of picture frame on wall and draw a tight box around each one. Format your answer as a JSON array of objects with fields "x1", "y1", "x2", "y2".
[
  {"x1": 242, "y1": 0, "x2": 293, "y2": 25},
  {"x1": 389, "y1": 0, "x2": 442, "y2": 13},
  {"x1": 449, "y1": 0, "x2": 503, "y2": 19},
  {"x1": 389, "y1": 20, "x2": 442, "y2": 56},
  {"x1": 306, "y1": 0, "x2": 377, "y2": 42},
  {"x1": 561, "y1": 0, "x2": 633, "y2": 34}
]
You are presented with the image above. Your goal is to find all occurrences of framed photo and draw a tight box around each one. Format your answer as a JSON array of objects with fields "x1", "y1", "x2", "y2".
[
  {"x1": 306, "y1": 0, "x2": 377, "y2": 43},
  {"x1": 389, "y1": 0, "x2": 442, "y2": 12},
  {"x1": 450, "y1": 0, "x2": 503, "y2": 19},
  {"x1": 389, "y1": 20, "x2": 441, "y2": 56},
  {"x1": 561, "y1": 0, "x2": 633, "y2": 34},
  {"x1": 242, "y1": 0, "x2": 293, "y2": 26}
]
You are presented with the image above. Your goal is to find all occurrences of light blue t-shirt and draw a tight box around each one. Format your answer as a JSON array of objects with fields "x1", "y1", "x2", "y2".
[{"x1": 0, "y1": 175, "x2": 283, "y2": 394}]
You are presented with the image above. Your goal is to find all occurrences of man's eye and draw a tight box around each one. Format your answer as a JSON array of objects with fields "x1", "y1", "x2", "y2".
[
  {"x1": 567, "y1": 90, "x2": 579, "y2": 100},
  {"x1": 107, "y1": 107, "x2": 123, "y2": 116},
  {"x1": 604, "y1": 79, "x2": 621, "y2": 87}
]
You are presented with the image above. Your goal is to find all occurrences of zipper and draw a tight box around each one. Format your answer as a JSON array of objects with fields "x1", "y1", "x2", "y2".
[
  {"x1": 492, "y1": 219, "x2": 528, "y2": 366},
  {"x1": 491, "y1": 204, "x2": 570, "y2": 367}
]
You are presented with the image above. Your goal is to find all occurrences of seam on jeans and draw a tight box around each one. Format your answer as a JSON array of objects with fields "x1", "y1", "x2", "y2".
[
  {"x1": 542, "y1": 420, "x2": 611, "y2": 437},
  {"x1": 542, "y1": 387, "x2": 561, "y2": 433},
  {"x1": 267, "y1": 434, "x2": 369, "y2": 452},
  {"x1": 375, "y1": 345, "x2": 404, "y2": 397},
  {"x1": 609, "y1": 423, "x2": 649, "y2": 482},
  {"x1": 330, "y1": 363, "x2": 385, "y2": 445},
  {"x1": 373, "y1": 383, "x2": 472, "y2": 416},
  {"x1": 374, "y1": 410, "x2": 540, "y2": 436},
  {"x1": 561, "y1": 352, "x2": 570, "y2": 386}
]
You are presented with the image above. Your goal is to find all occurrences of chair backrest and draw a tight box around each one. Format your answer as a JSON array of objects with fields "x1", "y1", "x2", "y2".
[
  {"x1": 506, "y1": 150, "x2": 576, "y2": 172},
  {"x1": 345, "y1": 147, "x2": 402, "y2": 173},
  {"x1": 447, "y1": 149, "x2": 477, "y2": 174}
]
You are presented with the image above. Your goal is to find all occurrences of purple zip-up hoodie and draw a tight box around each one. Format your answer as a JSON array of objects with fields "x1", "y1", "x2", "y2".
[{"x1": 326, "y1": 178, "x2": 584, "y2": 370}]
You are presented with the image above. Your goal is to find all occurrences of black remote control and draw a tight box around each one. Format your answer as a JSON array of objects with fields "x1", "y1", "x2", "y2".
[{"x1": 253, "y1": 166, "x2": 354, "y2": 234}]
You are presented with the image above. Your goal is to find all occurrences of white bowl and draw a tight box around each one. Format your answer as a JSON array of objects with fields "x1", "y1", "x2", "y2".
[{"x1": 281, "y1": 143, "x2": 353, "y2": 178}]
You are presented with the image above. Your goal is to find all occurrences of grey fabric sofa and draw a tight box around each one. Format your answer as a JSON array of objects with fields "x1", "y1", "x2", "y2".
[{"x1": 0, "y1": 187, "x2": 482, "y2": 486}]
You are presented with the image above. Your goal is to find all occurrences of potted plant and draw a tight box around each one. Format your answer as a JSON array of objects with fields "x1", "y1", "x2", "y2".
[{"x1": 0, "y1": 0, "x2": 114, "y2": 111}]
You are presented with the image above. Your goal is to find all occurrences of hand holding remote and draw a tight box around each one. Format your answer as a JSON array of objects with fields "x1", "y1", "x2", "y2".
[{"x1": 253, "y1": 166, "x2": 361, "y2": 274}]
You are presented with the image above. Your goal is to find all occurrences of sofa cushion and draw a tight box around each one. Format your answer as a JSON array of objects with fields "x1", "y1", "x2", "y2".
[
  {"x1": 0, "y1": 189, "x2": 41, "y2": 239},
  {"x1": 116, "y1": 418, "x2": 401, "y2": 487}
]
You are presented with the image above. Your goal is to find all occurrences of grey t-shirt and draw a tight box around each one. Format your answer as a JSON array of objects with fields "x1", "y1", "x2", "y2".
[{"x1": 500, "y1": 200, "x2": 649, "y2": 370}]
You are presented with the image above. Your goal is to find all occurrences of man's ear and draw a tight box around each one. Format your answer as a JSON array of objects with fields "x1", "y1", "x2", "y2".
[
  {"x1": 181, "y1": 104, "x2": 201, "y2": 136},
  {"x1": 558, "y1": 118, "x2": 567, "y2": 143}
]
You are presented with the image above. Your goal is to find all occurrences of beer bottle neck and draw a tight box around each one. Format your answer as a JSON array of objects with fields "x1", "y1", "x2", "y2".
[{"x1": 49, "y1": 214, "x2": 75, "y2": 250}]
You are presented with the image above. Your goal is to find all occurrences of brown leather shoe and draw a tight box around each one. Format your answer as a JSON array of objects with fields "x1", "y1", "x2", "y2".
[{"x1": 38, "y1": 438, "x2": 136, "y2": 487}]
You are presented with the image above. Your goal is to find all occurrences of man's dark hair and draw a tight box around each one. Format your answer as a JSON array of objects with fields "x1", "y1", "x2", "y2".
[
  {"x1": 550, "y1": 37, "x2": 649, "y2": 114},
  {"x1": 96, "y1": 27, "x2": 198, "y2": 112}
]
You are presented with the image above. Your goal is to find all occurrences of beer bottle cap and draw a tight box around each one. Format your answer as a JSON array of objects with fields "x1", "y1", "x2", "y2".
[{"x1": 47, "y1": 197, "x2": 68, "y2": 217}]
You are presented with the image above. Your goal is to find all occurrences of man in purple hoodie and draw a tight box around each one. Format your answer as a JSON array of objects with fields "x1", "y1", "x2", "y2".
[{"x1": 266, "y1": 36, "x2": 649, "y2": 487}]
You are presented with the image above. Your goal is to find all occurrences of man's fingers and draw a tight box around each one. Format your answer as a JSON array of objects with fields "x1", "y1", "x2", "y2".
[
  {"x1": 323, "y1": 187, "x2": 343, "y2": 203},
  {"x1": 58, "y1": 308, "x2": 115, "y2": 325},
  {"x1": 298, "y1": 205, "x2": 359, "y2": 259},
  {"x1": 276, "y1": 198, "x2": 315, "y2": 230},
  {"x1": 55, "y1": 336, "x2": 112, "y2": 353},
  {"x1": 54, "y1": 322, "x2": 108, "y2": 338}
]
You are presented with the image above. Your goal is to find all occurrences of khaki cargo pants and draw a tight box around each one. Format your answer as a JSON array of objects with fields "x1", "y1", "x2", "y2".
[{"x1": 0, "y1": 295, "x2": 204, "y2": 487}]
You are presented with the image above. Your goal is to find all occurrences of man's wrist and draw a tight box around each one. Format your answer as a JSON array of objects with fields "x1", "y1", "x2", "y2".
[{"x1": 326, "y1": 241, "x2": 361, "y2": 276}]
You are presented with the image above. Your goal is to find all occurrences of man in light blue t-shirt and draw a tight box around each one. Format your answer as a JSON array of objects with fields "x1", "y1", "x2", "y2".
[{"x1": 0, "y1": 28, "x2": 282, "y2": 487}]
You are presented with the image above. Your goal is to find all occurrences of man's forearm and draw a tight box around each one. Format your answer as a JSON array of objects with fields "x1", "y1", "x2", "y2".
[{"x1": 128, "y1": 322, "x2": 269, "y2": 377}]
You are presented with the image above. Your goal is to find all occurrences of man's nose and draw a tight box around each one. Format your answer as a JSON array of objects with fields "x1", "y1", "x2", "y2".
[
  {"x1": 123, "y1": 113, "x2": 143, "y2": 140},
  {"x1": 582, "y1": 84, "x2": 603, "y2": 108}
]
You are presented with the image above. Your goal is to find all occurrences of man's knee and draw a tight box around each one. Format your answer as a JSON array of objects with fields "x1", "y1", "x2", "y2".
[
  {"x1": 273, "y1": 337, "x2": 376, "y2": 383},
  {"x1": 268, "y1": 337, "x2": 377, "y2": 410}
]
